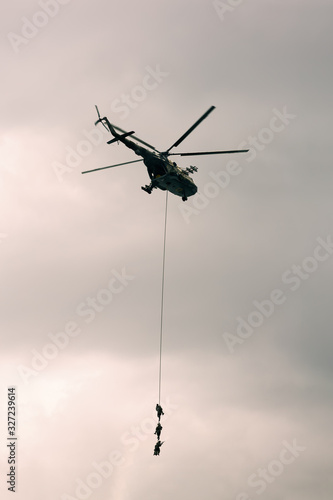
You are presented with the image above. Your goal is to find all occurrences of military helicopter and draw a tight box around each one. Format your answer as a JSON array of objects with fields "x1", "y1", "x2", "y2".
[{"x1": 82, "y1": 105, "x2": 249, "y2": 201}]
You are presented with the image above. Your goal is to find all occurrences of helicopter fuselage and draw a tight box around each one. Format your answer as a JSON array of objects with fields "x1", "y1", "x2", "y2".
[
  {"x1": 122, "y1": 136, "x2": 197, "y2": 200},
  {"x1": 142, "y1": 151, "x2": 197, "y2": 199}
]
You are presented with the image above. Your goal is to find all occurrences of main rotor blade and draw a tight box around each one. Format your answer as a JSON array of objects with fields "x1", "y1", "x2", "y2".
[
  {"x1": 111, "y1": 124, "x2": 158, "y2": 151},
  {"x1": 165, "y1": 106, "x2": 216, "y2": 153},
  {"x1": 168, "y1": 149, "x2": 249, "y2": 156},
  {"x1": 82, "y1": 159, "x2": 143, "y2": 174}
]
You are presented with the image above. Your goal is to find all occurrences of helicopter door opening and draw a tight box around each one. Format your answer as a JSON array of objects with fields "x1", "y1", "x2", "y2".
[{"x1": 153, "y1": 163, "x2": 167, "y2": 178}]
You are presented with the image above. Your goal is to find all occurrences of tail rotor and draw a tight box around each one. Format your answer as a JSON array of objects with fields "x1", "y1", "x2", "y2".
[{"x1": 94, "y1": 105, "x2": 109, "y2": 132}]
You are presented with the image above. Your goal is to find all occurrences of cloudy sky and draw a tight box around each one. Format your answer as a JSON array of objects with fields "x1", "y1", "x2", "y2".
[{"x1": 1, "y1": 1, "x2": 333, "y2": 499}]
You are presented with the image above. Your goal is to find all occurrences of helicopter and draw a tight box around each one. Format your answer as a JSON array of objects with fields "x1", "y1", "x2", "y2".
[{"x1": 82, "y1": 105, "x2": 249, "y2": 201}]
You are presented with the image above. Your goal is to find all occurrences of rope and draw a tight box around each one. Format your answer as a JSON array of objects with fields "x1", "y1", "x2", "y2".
[{"x1": 158, "y1": 191, "x2": 168, "y2": 405}]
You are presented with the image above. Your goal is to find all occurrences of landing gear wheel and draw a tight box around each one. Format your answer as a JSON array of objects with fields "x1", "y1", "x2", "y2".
[
  {"x1": 182, "y1": 196, "x2": 187, "y2": 202},
  {"x1": 141, "y1": 185, "x2": 152, "y2": 194}
]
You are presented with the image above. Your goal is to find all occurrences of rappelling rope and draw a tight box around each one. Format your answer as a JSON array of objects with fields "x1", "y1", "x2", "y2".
[{"x1": 158, "y1": 191, "x2": 168, "y2": 405}]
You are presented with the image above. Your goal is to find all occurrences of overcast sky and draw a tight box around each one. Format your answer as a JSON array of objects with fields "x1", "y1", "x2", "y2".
[{"x1": 1, "y1": 1, "x2": 333, "y2": 499}]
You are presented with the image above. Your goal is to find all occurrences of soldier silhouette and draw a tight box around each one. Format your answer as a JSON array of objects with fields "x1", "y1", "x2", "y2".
[
  {"x1": 156, "y1": 404, "x2": 164, "y2": 420},
  {"x1": 154, "y1": 422, "x2": 162, "y2": 440},
  {"x1": 153, "y1": 440, "x2": 164, "y2": 456}
]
